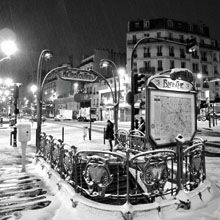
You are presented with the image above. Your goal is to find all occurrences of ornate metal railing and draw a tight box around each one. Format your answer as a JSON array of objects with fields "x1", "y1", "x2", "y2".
[
  {"x1": 129, "y1": 149, "x2": 177, "y2": 203},
  {"x1": 37, "y1": 133, "x2": 206, "y2": 205},
  {"x1": 182, "y1": 138, "x2": 206, "y2": 191}
]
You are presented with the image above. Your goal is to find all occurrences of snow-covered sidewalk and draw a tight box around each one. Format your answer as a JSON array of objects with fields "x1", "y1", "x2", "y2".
[{"x1": 0, "y1": 120, "x2": 220, "y2": 220}]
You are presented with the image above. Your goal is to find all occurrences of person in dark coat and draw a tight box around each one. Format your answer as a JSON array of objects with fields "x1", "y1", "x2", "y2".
[
  {"x1": 135, "y1": 117, "x2": 139, "y2": 129},
  {"x1": 138, "y1": 117, "x2": 145, "y2": 134},
  {"x1": 105, "y1": 120, "x2": 114, "y2": 151}
]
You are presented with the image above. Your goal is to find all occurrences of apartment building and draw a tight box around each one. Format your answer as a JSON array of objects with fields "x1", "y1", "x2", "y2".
[
  {"x1": 126, "y1": 18, "x2": 220, "y2": 103},
  {"x1": 78, "y1": 48, "x2": 128, "y2": 121}
]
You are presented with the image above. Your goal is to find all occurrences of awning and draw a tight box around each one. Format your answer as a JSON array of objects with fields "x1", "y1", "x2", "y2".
[{"x1": 209, "y1": 78, "x2": 220, "y2": 83}]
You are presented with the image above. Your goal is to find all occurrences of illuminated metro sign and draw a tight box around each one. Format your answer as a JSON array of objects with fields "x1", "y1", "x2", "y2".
[
  {"x1": 151, "y1": 77, "x2": 193, "y2": 92},
  {"x1": 59, "y1": 68, "x2": 98, "y2": 82}
]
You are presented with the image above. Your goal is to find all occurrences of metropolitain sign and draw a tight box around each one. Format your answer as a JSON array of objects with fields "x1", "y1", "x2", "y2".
[{"x1": 59, "y1": 68, "x2": 98, "y2": 82}]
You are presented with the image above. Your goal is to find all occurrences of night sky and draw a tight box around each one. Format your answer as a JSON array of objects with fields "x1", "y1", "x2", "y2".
[{"x1": 0, "y1": 0, "x2": 219, "y2": 85}]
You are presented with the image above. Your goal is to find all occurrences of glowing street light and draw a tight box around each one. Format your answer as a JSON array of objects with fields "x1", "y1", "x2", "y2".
[
  {"x1": 0, "y1": 40, "x2": 18, "y2": 58},
  {"x1": 30, "y1": 84, "x2": 38, "y2": 94},
  {"x1": 197, "y1": 73, "x2": 202, "y2": 79},
  {"x1": 5, "y1": 78, "x2": 14, "y2": 87}
]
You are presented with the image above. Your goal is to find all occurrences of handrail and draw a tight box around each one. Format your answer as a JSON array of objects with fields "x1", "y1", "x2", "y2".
[{"x1": 39, "y1": 132, "x2": 206, "y2": 205}]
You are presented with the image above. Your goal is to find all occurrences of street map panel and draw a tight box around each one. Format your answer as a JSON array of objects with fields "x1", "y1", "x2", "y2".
[{"x1": 150, "y1": 90, "x2": 195, "y2": 146}]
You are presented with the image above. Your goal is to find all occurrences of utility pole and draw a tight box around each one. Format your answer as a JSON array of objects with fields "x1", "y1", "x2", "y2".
[{"x1": 13, "y1": 84, "x2": 19, "y2": 147}]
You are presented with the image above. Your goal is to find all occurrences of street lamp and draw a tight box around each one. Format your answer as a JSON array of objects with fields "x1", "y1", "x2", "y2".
[
  {"x1": 99, "y1": 59, "x2": 121, "y2": 137},
  {"x1": 130, "y1": 37, "x2": 197, "y2": 130},
  {"x1": 36, "y1": 49, "x2": 53, "y2": 152},
  {"x1": 0, "y1": 40, "x2": 18, "y2": 62},
  {"x1": 30, "y1": 84, "x2": 38, "y2": 94},
  {"x1": 36, "y1": 63, "x2": 69, "y2": 152}
]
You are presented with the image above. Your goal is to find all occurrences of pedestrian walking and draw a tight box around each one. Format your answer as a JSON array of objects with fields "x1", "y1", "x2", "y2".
[
  {"x1": 83, "y1": 126, "x2": 88, "y2": 140},
  {"x1": 138, "y1": 117, "x2": 145, "y2": 134},
  {"x1": 135, "y1": 117, "x2": 139, "y2": 129},
  {"x1": 105, "y1": 120, "x2": 114, "y2": 151}
]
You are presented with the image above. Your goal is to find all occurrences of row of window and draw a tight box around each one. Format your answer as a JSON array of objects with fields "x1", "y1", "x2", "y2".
[
  {"x1": 44, "y1": 81, "x2": 56, "y2": 90},
  {"x1": 131, "y1": 30, "x2": 217, "y2": 48},
  {"x1": 134, "y1": 60, "x2": 219, "y2": 74},
  {"x1": 133, "y1": 45, "x2": 219, "y2": 62},
  {"x1": 141, "y1": 19, "x2": 206, "y2": 35}
]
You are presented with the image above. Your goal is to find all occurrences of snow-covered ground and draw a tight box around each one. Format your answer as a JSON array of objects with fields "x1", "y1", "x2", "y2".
[{"x1": 0, "y1": 119, "x2": 220, "y2": 220}]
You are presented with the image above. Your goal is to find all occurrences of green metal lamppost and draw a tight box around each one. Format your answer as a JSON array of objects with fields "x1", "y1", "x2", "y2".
[
  {"x1": 99, "y1": 59, "x2": 121, "y2": 135},
  {"x1": 36, "y1": 49, "x2": 53, "y2": 152}
]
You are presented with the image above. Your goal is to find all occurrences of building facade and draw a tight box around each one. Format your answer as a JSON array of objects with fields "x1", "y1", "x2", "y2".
[
  {"x1": 126, "y1": 18, "x2": 220, "y2": 105},
  {"x1": 43, "y1": 49, "x2": 127, "y2": 121},
  {"x1": 78, "y1": 49, "x2": 128, "y2": 121}
]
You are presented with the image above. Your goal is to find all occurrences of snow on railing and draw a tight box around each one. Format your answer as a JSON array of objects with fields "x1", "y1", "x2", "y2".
[{"x1": 38, "y1": 132, "x2": 206, "y2": 206}]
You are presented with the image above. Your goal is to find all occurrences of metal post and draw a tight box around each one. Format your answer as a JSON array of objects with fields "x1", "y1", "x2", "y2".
[
  {"x1": 36, "y1": 51, "x2": 44, "y2": 153},
  {"x1": 13, "y1": 127, "x2": 17, "y2": 147},
  {"x1": 13, "y1": 86, "x2": 18, "y2": 147},
  {"x1": 208, "y1": 104, "x2": 211, "y2": 128},
  {"x1": 126, "y1": 150, "x2": 130, "y2": 203},
  {"x1": 62, "y1": 127, "x2": 64, "y2": 142},
  {"x1": 89, "y1": 102, "x2": 92, "y2": 140},
  {"x1": 212, "y1": 104, "x2": 215, "y2": 127},
  {"x1": 36, "y1": 49, "x2": 53, "y2": 153},
  {"x1": 103, "y1": 128, "x2": 106, "y2": 144},
  {"x1": 176, "y1": 136, "x2": 184, "y2": 192}
]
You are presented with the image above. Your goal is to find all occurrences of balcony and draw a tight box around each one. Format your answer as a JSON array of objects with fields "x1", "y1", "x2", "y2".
[
  {"x1": 192, "y1": 54, "x2": 199, "y2": 59},
  {"x1": 203, "y1": 83, "x2": 209, "y2": 89},
  {"x1": 144, "y1": 53, "x2": 151, "y2": 58},
  {"x1": 199, "y1": 43, "x2": 220, "y2": 50},
  {"x1": 203, "y1": 71, "x2": 209, "y2": 75},
  {"x1": 169, "y1": 53, "x2": 175, "y2": 57},
  {"x1": 201, "y1": 57, "x2": 207, "y2": 62},
  {"x1": 139, "y1": 67, "x2": 155, "y2": 74},
  {"x1": 180, "y1": 54, "x2": 186, "y2": 59}
]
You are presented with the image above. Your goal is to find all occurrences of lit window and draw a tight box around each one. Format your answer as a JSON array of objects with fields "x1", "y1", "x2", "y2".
[
  {"x1": 167, "y1": 20, "x2": 173, "y2": 28},
  {"x1": 143, "y1": 20, "x2": 150, "y2": 29}
]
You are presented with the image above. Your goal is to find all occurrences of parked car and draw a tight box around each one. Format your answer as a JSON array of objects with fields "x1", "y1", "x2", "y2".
[
  {"x1": 31, "y1": 115, "x2": 46, "y2": 122},
  {"x1": 54, "y1": 114, "x2": 69, "y2": 121}
]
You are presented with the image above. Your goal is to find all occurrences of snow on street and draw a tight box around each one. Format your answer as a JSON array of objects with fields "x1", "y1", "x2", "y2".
[{"x1": 0, "y1": 119, "x2": 220, "y2": 220}]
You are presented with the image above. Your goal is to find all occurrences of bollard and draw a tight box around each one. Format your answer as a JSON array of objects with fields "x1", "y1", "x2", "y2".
[
  {"x1": 89, "y1": 127, "x2": 91, "y2": 140},
  {"x1": 62, "y1": 127, "x2": 64, "y2": 142},
  {"x1": 83, "y1": 126, "x2": 88, "y2": 140},
  {"x1": 21, "y1": 141, "x2": 27, "y2": 172},
  {"x1": 0, "y1": 117, "x2": 3, "y2": 127},
  {"x1": 175, "y1": 134, "x2": 185, "y2": 192},
  {"x1": 10, "y1": 130, "x2": 14, "y2": 146},
  {"x1": 103, "y1": 128, "x2": 105, "y2": 144},
  {"x1": 13, "y1": 127, "x2": 17, "y2": 147},
  {"x1": 17, "y1": 123, "x2": 31, "y2": 172}
]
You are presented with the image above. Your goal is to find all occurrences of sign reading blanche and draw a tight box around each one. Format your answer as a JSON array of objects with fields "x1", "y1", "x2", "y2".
[{"x1": 151, "y1": 77, "x2": 193, "y2": 92}]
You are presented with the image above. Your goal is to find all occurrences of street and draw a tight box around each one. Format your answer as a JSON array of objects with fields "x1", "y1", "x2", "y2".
[{"x1": 0, "y1": 119, "x2": 220, "y2": 219}]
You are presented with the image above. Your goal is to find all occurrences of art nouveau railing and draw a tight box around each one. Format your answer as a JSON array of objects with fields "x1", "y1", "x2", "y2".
[
  {"x1": 37, "y1": 132, "x2": 206, "y2": 205},
  {"x1": 182, "y1": 137, "x2": 206, "y2": 191}
]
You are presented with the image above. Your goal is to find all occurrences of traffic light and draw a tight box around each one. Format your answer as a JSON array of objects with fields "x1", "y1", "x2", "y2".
[
  {"x1": 13, "y1": 85, "x2": 19, "y2": 99},
  {"x1": 186, "y1": 38, "x2": 197, "y2": 53},
  {"x1": 134, "y1": 73, "x2": 146, "y2": 94}
]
